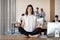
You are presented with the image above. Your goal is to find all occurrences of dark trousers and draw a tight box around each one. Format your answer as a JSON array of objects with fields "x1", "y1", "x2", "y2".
[{"x1": 18, "y1": 27, "x2": 41, "y2": 36}]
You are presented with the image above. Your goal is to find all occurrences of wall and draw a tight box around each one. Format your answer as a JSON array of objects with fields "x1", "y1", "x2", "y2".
[
  {"x1": 16, "y1": 0, "x2": 50, "y2": 21},
  {"x1": 55, "y1": 0, "x2": 60, "y2": 20}
]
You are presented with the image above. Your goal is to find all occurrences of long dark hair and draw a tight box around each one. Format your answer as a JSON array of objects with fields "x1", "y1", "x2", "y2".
[{"x1": 25, "y1": 4, "x2": 34, "y2": 15}]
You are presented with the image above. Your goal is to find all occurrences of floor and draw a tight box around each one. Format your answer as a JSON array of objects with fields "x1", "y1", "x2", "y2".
[{"x1": 0, "y1": 35, "x2": 60, "y2": 40}]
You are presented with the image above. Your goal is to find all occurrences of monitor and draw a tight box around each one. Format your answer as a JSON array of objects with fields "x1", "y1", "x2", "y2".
[{"x1": 47, "y1": 22, "x2": 60, "y2": 36}]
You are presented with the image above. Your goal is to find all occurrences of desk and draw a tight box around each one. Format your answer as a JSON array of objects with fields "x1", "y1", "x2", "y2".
[{"x1": 0, "y1": 35, "x2": 60, "y2": 40}]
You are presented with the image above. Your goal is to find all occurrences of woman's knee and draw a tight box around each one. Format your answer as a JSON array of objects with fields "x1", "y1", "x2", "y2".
[{"x1": 35, "y1": 28, "x2": 41, "y2": 31}]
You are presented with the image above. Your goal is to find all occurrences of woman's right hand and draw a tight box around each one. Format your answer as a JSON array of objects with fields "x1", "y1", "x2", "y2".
[{"x1": 15, "y1": 21, "x2": 20, "y2": 27}]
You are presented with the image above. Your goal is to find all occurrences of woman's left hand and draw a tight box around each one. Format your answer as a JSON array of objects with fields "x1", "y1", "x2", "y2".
[{"x1": 36, "y1": 25, "x2": 43, "y2": 28}]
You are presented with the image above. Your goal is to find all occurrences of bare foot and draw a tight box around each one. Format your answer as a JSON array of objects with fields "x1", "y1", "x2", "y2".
[
  {"x1": 29, "y1": 35, "x2": 39, "y2": 37},
  {"x1": 21, "y1": 35, "x2": 29, "y2": 38}
]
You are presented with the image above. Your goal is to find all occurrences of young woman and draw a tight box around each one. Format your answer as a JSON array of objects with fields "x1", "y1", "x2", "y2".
[{"x1": 18, "y1": 4, "x2": 41, "y2": 37}]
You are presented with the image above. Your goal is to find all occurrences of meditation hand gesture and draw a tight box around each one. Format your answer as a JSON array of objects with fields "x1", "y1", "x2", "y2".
[
  {"x1": 15, "y1": 21, "x2": 20, "y2": 27},
  {"x1": 36, "y1": 24, "x2": 43, "y2": 28}
]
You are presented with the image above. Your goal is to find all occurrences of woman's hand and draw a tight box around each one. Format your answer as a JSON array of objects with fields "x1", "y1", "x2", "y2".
[
  {"x1": 35, "y1": 25, "x2": 43, "y2": 29},
  {"x1": 15, "y1": 21, "x2": 20, "y2": 27}
]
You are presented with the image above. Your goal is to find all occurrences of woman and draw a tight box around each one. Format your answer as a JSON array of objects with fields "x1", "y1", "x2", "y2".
[{"x1": 18, "y1": 4, "x2": 41, "y2": 37}]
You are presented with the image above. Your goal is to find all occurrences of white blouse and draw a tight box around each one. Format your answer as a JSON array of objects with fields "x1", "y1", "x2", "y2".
[{"x1": 24, "y1": 15, "x2": 36, "y2": 32}]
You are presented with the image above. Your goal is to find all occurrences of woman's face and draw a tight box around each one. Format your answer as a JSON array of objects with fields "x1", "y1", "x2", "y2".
[{"x1": 27, "y1": 7, "x2": 32, "y2": 14}]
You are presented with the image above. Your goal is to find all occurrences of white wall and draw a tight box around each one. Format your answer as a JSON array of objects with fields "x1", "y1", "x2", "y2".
[
  {"x1": 16, "y1": 0, "x2": 50, "y2": 21},
  {"x1": 55, "y1": 0, "x2": 60, "y2": 20}
]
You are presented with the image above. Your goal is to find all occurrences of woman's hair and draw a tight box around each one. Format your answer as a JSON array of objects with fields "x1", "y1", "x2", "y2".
[{"x1": 25, "y1": 4, "x2": 34, "y2": 15}]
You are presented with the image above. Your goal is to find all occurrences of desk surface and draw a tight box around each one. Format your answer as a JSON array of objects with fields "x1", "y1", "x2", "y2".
[{"x1": 0, "y1": 35, "x2": 60, "y2": 40}]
